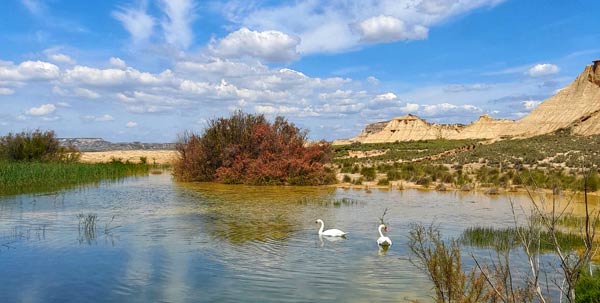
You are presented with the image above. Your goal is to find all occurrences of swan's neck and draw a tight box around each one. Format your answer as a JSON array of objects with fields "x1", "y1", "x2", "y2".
[
  {"x1": 378, "y1": 225, "x2": 385, "y2": 237},
  {"x1": 318, "y1": 221, "x2": 324, "y2": 234}
]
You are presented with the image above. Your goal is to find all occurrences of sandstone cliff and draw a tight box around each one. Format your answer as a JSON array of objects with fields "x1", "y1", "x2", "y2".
[{"x1": 335, "y1": 60, "x2": 600, "y2": 145}]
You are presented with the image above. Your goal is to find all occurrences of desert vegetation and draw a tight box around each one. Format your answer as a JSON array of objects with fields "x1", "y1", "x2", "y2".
[
  {"x1": 174, "y1": 111, "x2": 335, "y2": 185},
  {"x1": 0, "y1": 129, "x2": 150, "y2": 196},
  {"x1": 409, "y1": 178, "x2": 600, "y2": 302},
  {"x1": 333, "y1": 131, "x2": 600, "y2": 193}
]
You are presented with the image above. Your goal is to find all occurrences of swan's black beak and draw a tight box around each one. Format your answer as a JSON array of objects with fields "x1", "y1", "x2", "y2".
[
  {"x1": 384, "y1": 226, "x2": 388, "y2": 232},
  {"x1": 315, "y1": 220, "x2": 318, "y2": 223}
]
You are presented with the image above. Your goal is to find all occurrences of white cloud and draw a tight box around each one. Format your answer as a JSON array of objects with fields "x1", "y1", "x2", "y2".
[
  {"x1": 83, "y1": 114, "x2": 114, "y2": 122},
  {"x1": 126, "y1": 121, "x2": 138, "y2": 128},
  {"x1": 74, "y1": 88, "x2": 101, "y2": 99},
  {"x1": 210, "y1": 27, "x2": 300, "y2": 62},
  {"x1": 367, "y1": 76, "x2": 380, "y2": 85},
  {"x1": 354, "y1": 15, "x2": 428, "y2": 43},
  {"x1": 527, "y1": 64, "x2": 559, "y2": 77},
  {"x1": 112, "y1": 4, "x2": 155, "y2": 45},
  {"x1": 26, "y1": 103, "x2": 56, "y2": 116},
  {"x1": 56, "y1": 101, "x2": 70, "y2": 107},
  {"x1": 0, "y1": 60, "x2": 60, "y2": 81},
  {"x1": 0, "y1": 88, "x2": 14, "y2": 95},
  {"x1": 421, "y1": 103, "x2": 482, "y2": 116},
  {"x1": 109, "y1": 57, "x2": 127, "y2": 69},
  {"x1": 400, "y1": 103, "x2": 420, "y2": 113},
  {"x1": 227, "y1": 0, "x2": 503, "y2": 54},
  {"x1": 159, "y1": 0, "x2": 196, "y2": 49},
  {"x1": 522, "y1": 100, "x2": 541, "y2": 110},
  {"x1": 47, "y1": 53, "x2": 76, "y2": 65},
  {"x1": 375, "y1": 92, "x2": 397, "y2": 101},
  {"x1": 63, "y1": 65, "x2": 174, "y2": 87}
]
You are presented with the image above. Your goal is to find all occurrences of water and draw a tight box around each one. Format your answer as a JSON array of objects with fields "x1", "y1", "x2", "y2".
[{"x1": 0, "y1": 174, "x2": 570, "y2": 302}]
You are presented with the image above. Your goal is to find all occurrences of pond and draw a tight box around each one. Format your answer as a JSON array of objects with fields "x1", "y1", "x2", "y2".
[{"x1": 0, "y1": 174, "x2": 584, "y2": 302}]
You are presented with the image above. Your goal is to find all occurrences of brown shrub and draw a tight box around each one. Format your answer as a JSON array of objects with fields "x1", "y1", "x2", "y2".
[{"x1": 174, "y1": 111, "x2": 335, "y2": 185}]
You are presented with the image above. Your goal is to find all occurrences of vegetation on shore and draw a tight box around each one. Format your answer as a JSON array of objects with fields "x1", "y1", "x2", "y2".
[
  {"x1": 333, "y1": 130, "x2": 600, "y2": 192},
  {"x1": 0, "y1": 130, "x2": 150, "y2": 196},
  {"x1": 174, "y1": 111, "x2": 336, "y2": 185},
  {"x1": 409, "y1": 179, "x2": 600, "y2": 302}
]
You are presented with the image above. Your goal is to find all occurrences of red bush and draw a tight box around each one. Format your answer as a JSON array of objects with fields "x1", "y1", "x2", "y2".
[{"x1": 174, "y1": 111, "x2": 335, "y2": 185}]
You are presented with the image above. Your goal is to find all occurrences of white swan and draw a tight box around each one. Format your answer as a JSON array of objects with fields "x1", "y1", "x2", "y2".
[
  {"x1": 377, "y1": 224, "x2": 392, "y2": 247},
  {"x1": 315, "y1": 219, "x2": 346, "y2": 237}
]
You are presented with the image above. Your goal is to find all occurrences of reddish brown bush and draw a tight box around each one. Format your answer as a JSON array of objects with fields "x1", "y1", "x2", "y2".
[{"x1": 174, "y1": 111, "x2": 335, "y2": 185}]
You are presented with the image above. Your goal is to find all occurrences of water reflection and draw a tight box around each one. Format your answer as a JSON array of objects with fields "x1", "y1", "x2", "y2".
[
  {"x1": 180, "y1": 182, "x2": 338, "y2": 244},
  {"x1": 1, "y1": 174, "x2": 595, "y2": 302}
]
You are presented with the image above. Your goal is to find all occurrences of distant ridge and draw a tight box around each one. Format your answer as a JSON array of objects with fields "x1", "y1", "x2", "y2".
[
  {"x1": 58, "y1": 138, "x2": 175, "y2": 152},
  {"x1": 334, "y1": 60, "x2": 600, "y2": 145}
]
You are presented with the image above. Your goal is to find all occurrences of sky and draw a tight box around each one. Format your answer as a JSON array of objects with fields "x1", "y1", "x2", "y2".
[{"x1": 1, "y1": 0, "x2": 599, "y2": 142}]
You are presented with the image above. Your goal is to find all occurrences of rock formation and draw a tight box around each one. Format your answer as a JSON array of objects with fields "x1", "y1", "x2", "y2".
[{"x1": 334, "y1": 60, "x2": 600, "y2": 145}]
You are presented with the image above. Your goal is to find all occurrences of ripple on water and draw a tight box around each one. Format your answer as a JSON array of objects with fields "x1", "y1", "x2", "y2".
[{"x1": 0, "y1": 175, "x2": 579, "y2": 302}]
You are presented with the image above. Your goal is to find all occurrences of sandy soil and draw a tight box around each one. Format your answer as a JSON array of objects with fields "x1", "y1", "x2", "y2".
[{"x1": 80, "y1": 150, "x2": 178, "y2": 165}]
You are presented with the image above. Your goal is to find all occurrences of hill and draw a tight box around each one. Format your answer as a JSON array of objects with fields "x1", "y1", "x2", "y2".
[{"x1": 334, "y1": 60, "x2": 600, "y2": 145}]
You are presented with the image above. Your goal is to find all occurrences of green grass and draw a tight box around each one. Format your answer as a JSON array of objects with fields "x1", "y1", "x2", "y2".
[
  {"x1": 0, "y1": 161, "x2": 150, "y2": 196},
  {"x1": 461, "y1": 226, "x2": 589, "y2": 252},
  {"x1": 334, "y1": 139, "x2": 479, "y2": 162}
]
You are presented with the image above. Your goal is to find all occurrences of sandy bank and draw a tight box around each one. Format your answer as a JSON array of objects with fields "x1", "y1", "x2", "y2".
[{"x1": 80, "y1": 150, "x2": 177, "y2": 165}]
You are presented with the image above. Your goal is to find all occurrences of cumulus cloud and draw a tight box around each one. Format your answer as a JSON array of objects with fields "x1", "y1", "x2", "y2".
[
  {"x1": 26, "y1": 104, "x2": 56, "y2": 116},
  {"x1": 210, "y1": 27, "x2": 300, "y2": 62},
  {"x1": 109, "y1": 57, "x2": 127, "y2": 69},
  {"x1": 74, "y1": 88, "x2": 101, "y2": 99},
  {"x1": 522, "y1": 100, "x2": 541, "y2": 110},
  {"x1": 527, "y1": 64, "x2": 559, "y2": 77},
  {"x1": 421, "y1": 103, "x2": 482, "y2": 117},
  {"x1": 0, "y1": 60, "x2": 60, "y2": 81},
  {"x1": 225, "y1": 0, "x2": 503, "y2": 54},
  {"x1": 62, "y1": 65, "x2": 174, "y2": 87},
  {"x1": 46, "y1": 53, "x2": 76, "y2": 65},
  {"x1": 400, "y1": 103, "x2": 420, "y2": 113},
  {"x1": 126, "y1": 121, "x2": 138, "y2": 128},
  {"x1": 83, "y1": 114, "x2": 114, "y2": 122},
  {"x1": 354, "y1": 15, "x2": 428, "y2": 43}
]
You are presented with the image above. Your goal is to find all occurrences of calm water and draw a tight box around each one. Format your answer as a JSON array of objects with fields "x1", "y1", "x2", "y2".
[{"x1": 0, "y1": 174, "x2": 562, "y2": 302}]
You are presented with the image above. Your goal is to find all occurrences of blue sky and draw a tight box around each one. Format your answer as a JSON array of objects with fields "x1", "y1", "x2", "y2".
[{"x1": 1, "y1": 0, "x2": 599, "y2": 142}]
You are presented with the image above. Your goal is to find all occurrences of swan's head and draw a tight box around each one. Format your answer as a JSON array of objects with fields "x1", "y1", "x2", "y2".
[
  {"x1": 379, "y1": 224, "x2": 388, "y2": 232},
  {"x1": 315, "y1": 219, "x2": 323, "y2": 224}
]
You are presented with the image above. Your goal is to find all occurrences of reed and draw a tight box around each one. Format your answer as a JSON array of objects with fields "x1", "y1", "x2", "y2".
[
  {"x1": 461, "y1": 226, "x2": 587, "y2": 252},
  {"x1": 0, "y1": 161, "x2": 150, "y2": 196}
]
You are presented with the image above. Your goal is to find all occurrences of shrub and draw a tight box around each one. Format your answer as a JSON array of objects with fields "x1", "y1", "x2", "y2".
[
  {"x1": 575, "y1": 269, "x2": 600, "y2": 303},
  {"x1": 342, "y1": 174, "x2": 352, "y2": 183},
  {"x1": 173, "y1": 111, "x2": 335, "y2": 185},
  {"x1": 0, "y1": 129, "x2": 79, "y2": 162},
  {"x1": 360, "y1": 166, "x2": 377, "y2": 181},
  {"x1": 377, "y1": 178, "x2": 389, "y2": 186}
]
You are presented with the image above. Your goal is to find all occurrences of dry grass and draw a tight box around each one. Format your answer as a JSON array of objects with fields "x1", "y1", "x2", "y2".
[{"x1": 80, "y1": 150, "x2": 177, "y2": 165}]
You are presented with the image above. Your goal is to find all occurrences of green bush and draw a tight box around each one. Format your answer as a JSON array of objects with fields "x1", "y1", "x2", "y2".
[
  {"x1": 342, "y1": 174, "x2": 352, "y2": 183},
  {"x1": 360, "y1": 166, "x2": 376, "y2": 181},
  {"x1": 377, "y1": 178, "x2": 389, "y2": 186},
  {"x1": 1, "y1": 129, "x2": 79, "y2": 162},
  {"x1": 575, "y1": 268, "x2": 600, "y2": 302}
]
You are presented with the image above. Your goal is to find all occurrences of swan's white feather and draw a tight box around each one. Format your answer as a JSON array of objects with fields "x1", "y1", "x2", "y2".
[{"x1": 321, "y1": 228, "x2": 346, "y2": 237}]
